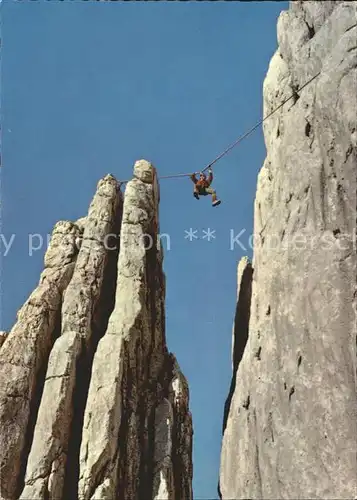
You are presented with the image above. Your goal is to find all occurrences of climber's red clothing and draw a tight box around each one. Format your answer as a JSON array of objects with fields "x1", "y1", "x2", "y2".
[
  {"x1": 190, "y1": 171, "x2": 213, "y2": 189},
  {"x1": 190, "y1": 170, "x2": 220, "y2": 207}
]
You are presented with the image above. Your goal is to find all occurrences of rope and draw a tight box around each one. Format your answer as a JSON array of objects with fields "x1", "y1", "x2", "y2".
[
  {"x1": 120, "y1": 71, "x2": 320, "y2": 184},
  {"x1": 202, "y1": 71, "x2": 320, "y2": 172}
]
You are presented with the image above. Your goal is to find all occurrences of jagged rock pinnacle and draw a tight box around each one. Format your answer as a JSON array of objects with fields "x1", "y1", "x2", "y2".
[{"x1": 0, "y1": 163, "x2": 193, "y2": 500}]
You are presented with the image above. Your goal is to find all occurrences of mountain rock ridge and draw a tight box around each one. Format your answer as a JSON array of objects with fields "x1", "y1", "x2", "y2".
[
  {"x1": 0, "y1": 161, "x2": 193, "y2": 500},
  {"x1": 219, "y1": 2, "x2": 356, "y2": 499}
]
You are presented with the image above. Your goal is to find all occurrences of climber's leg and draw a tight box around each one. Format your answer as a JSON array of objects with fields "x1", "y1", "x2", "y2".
[
  {"x1": 206, "y1": 187, "x2": 221, "y2": 207},
  {"x1": 193, "y1": 186, "x2": 200, "y2": 200}
]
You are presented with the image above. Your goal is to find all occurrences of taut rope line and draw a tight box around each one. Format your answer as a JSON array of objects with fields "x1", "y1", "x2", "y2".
[{"x1": 120, "y1": 71, "x2": 320, "y2": 184}]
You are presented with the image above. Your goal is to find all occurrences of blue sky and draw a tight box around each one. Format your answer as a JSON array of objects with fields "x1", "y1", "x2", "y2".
[{"x1": 1, "y1": 1, "x2": 288, "y2": 497}]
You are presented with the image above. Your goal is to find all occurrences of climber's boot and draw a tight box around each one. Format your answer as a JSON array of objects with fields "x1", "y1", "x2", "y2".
[
  {"x1": 211, "y1": 192, "x2": 221, "y2": 207},
  {"x1": 193, "y1": 191, "x2": 199, "y2": 200}
]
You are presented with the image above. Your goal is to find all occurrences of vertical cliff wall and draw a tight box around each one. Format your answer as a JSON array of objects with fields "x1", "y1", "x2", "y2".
[
  {"x1": 220, "y1": 1, "x2": 356, "y2": 499},
  {"x1": 0, "y1": 161, "x2": 193, "y2": 500}
]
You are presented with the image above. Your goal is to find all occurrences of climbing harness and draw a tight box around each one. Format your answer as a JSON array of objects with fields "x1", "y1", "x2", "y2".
[{"x1": 121, "y1": 71, "x2": 320, "y2": 184}]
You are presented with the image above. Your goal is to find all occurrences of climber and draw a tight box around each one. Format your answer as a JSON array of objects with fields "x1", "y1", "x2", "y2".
[{"x1": 190, "y1": 168, "x2": 221, "y2": 207}]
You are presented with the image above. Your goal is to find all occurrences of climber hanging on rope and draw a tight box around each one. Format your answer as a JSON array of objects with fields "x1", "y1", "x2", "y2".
[{"x1": 190, "y1": 168, "x2": 221, "y2": 207}]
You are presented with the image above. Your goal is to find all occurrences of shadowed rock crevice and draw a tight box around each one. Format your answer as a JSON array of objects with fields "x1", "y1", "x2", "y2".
[
  {"x1": 16, "y1": 307, "x2": 63, "y2": 499},
  {"x1": 138, "y1": 393, "x2": 156, "y2": 500},
  {"x1": 222, "y1": 258, "x2": 253, "y2": 435},
  {"x1": 305, "y1": 120, "x2": 312, "y2": 137},
  {"x1": 168, "y1": 353, "x2": 193, "y2": 500},
  {"x1": 306, "y1": 21, "x2": 316, "y2": 39},
  {"x1": 138, "y1": 237, "x2": 162, "y2": 499},
  {"x1": 0, "y1": 331, "x2": 7, "y2": 349},
  {"x1": 116, "y1": 343, "x2": 137, "y2": 500},
  {"x1": 62, "y1": 216, "x2": 122, "y2": 500}
]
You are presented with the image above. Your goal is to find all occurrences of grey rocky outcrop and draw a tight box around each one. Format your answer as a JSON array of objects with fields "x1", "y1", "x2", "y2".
[
  {"x1": 0, "y1": 220, "x2": 81, "y2": 499},
  {"x1": 0, "y1": 163, "x2": 192, "y2": 500},
  {"x1": 220, "y1": 2, "x2": 356, "y2": 499}
]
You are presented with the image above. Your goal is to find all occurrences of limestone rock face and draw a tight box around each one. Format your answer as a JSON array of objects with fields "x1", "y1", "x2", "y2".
[
  {"x1": 220, "y1": 2, "x2": 356, "y2": 499},
  {"x1": 0, "y1": 220, "x2": 80, "y2": 500},
  {"x1": 1, "y1": 163, "x2": 192, "y2": 500},
  {"x1": 133, "y1": 158, "x2": 156, "y2": 183}
]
